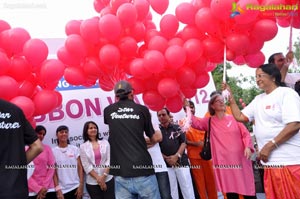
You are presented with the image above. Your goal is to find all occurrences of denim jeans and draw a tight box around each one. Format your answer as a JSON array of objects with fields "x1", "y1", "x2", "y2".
[
  {"x1": 156, "y1": 172, "x2": 172, "y2": 199},
  {"x1": 115, "y1": 175, "x2": 161, "y2": 199}
]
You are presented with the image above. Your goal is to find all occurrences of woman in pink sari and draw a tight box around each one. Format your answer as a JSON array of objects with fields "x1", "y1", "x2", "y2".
[{"x1": 186, "y1": 93, "x2": 257, "y2": 199}]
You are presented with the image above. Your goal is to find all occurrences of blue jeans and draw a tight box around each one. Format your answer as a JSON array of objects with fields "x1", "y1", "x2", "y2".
[
  {"x1": 115, "y1": 175, "x2": 161, "y2": 199},
  {"x1": 156, "y1": 172, "x2": 172, "y2": 199}
]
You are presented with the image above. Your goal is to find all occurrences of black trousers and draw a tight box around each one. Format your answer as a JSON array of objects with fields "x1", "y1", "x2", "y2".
[
  {"x1": 226, "y1": 192, "x2": 257, "y2": 199},
  {"x1": 86, "y1": 178, "x2": 115, "y2": 199}
]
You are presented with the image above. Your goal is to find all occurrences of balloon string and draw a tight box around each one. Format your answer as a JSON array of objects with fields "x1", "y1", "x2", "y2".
[
  {"x1": 223, "y1": 45, "x2": 226, "y2": 83},
  {"x1": 289, "y1": 21, "x2": 293, "y2": 51}
]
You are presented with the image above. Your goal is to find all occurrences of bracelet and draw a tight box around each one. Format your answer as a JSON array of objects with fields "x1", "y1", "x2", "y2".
[
  {"x1": 103, "y1": 172, "x2": 108, "y2": 177},
  {"x1": 176, "y1": 153, "x2": 181, "y2": 158},
  {"x1": 271, "y1": 139, "x2": 279, "y2": 148},
  {"x1": 55, "y1": 185, "x2": 61, "y2": 191}
]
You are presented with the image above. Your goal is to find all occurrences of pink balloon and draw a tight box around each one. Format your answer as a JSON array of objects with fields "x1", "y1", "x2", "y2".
[
  {"x1": 183, "y1": 39, "x2": 203, "y2": 63},
  {"x1": 118, "y1": 36, "x2": 138, "y2": 57},
  {"x1": 157, "y1": 78, "x2": 180, "y2": 98},
  {"x1": 168, "y1": 37, "x2": 184, "y2": 46},
  {"x1": 176, "y1": 67, "x2": 196, "y2": 86},
  {"x1": 117, "y1": 3, "x2": 137, "y2": 27},
  {"x1": 164, "y1": 45, "x2": 186, "y2": 70},
  {"x1": 175, "y1": 2, "x2": 197, "y2": 25},
  {"x1": 148, "y1": 35, "x2": 168, "y2": 53},
  {"x1": 0, "y1": 76, "x2": 18, "y2": 100},
  {"x1": 33, "y1": 90, "x2": 59, "y2": 116},
  {"x1": 159, "y1": 14, "x2": 179, "y2": 39},
  {"x1": 143, "y1": 50, "x2": 165, "y2": 73},
  {"x1": 149, "y1": 0, "x2": 169, "y2": 14},
  {"x1": 99, "y1": 44, "x2": 121, "y2": 67},
  {"x1": 65, "y1": 34, "x2": 88, "y2": 58},
  {"x1": 251, "y1": 19, "x2": 278, "y2": 41},
  {"x1": 64, "y1": 67, "x2": 87, "y2": 86},
  {"x1": 165, "y1": 95, "x2": 183, "y2": 113},
  {"x1": 9, "y1": 56, "x2": 31, "y2": 81},
  {"x1": 193, "y1": 72, "x2": 210, "y2": 88},
  {"x1": 65, "y1": 20, "x2": 82, "y2": 35},
  {"x1": 179, "y1": 25, "x2": 206, "y2": 41},
  {"x1": 10, "y1": 96, "x2": 35, "y2": 119},
  {"x1": 93, "y1": 0, "x2": 106, "y2": 13},
  {"x1": 244, "y1": 51, "x2": 265, "y2": 68},
  {"x1": 133, "y1": 0, "x2": 150, "y2": 21},
  {"x1": 23, "y1": 39, "x2": 48, "y2": 67},
  {"x1": 99, "y1": 14, "x2": 122, "y2": 41},
  {"x1": 80, "y1": 17, "x2": 101, "y2": 44},
  {"x1": 0, "y1": 51, "x2": 10, "y2": 75},
  {"x1": 40, "y1": 59, "x2": 65, "y2": 83}
]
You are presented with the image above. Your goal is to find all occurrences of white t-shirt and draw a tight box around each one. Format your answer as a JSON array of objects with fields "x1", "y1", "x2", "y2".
[
  {"x1": 285, "y1": 73, "x2": 300, "y2": 88},
  {"x1": 52, "y1": 145, "x2": 80, "y2": 194},
  {"x1": 242, "y1": 87, "x2": 300, "y2": 166}
]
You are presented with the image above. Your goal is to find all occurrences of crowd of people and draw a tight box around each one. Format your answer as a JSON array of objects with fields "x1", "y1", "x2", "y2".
[{"x1": 1, "y1": 52, "x2": 300, "y2": 199}]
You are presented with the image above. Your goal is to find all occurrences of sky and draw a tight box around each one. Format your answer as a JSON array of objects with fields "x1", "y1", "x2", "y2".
[{"x1": 0, "y1": 0, "x2": 299, "y2": 79}]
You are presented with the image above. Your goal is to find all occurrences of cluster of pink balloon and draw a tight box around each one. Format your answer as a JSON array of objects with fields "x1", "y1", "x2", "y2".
[{"x1": 0, "y1": 20, "x2": 64, "y2": 125}]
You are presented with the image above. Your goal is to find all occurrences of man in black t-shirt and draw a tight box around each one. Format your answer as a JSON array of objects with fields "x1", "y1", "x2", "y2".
[
  {"x1": 104, "y1": 80, "x2": 161, "y2": 199},
  {"x1": 0, "y1": 99, "x2": 43, "y2": 199}
]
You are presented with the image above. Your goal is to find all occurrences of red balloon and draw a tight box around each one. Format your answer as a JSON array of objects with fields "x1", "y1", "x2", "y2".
[
  {"x1": 110, "y1": 0, "x2": 130, "y2": 13},
  {"x1": 233, "y1": 55, "x2": 246, "y2": 65},
  {"x1": 65, "y1": 34, "x2": 88, "y2": 58},
  {"x1": 9, "y1": 56, "x2": 31, "y2": 82},
  {"x1": 119, "y1": 36, "x2": 138, "y2": 57},
  {"x1": 54, "y1": 91, "x2": 63, "y2": 107},
  {"x1": 0, "y1": 20, "x2": 10, "y2": 33},
  {"x1": 251, "y1": 19, "x2": 278, "y2": 41},
  {"x1": 180, "y1": 87, "x2": 197, "y2": 98},
  {"x1": 159, "y1": 14, "x2": 179, "y2": 39},
  {"x1": 10, "y1": 96, "x2": 35, "y2": 119},
  {"x1": 133, "y1": 0, "x2": 150, "y2": 21},
  {"x1": 0, "y1": 51, "x2": 10, "y2": 75},
  {"x1": 129, "y1": 58, "x2": 152, "y2": 79},
  {"x1": 33, "y1": 90, "x2": 59, "y2": 116},
  {"x1": 7, "y1": 28, "x2": 31, "y2": 56},
  {"x1": 93, "y1": 0, "x2": 106, "y2": 13},
  {"x1": 164, "y1": 45, "x2": 186, "y2": 70},
  {"x1": 143, "y1": 50, "x2": 165, "y2": 73},
  {"x1": 149, "y1": 0, "x2": 169, "y2": 15},
  {"x1": 175, "y1": 2, "x2": 197, "y2": 25},
  {"x1": 99, "y1": 14, "x2": 122, "y2": 41},
  {"x1": 210, "y1": 0, "x2": 233, "y2": 21},
  {"x1": 157, "y1": 78, "x2": 180, "y2": 98},
  {"x1": 40, "y1": 59, "x2": 65, "y2": 83},
  {"x1": 127, "y1": 77, "x2": 146, "y2": 94},
  {"x1": 57, "y1": 47, "x2": 81, "y2": 66},
  {"x1": 117, "y1": 3, "x2": 137, "y2": 28},
  {"x1": 226, "y1": 33, "x2": 250, "y2": 55},
  {"x1": 183, "y1": 39, "x2": 203, "y2": 63},
  {"x1": 202, "y1": 37, "x2": 224, "y2": 59},
  {"x1": 148, "y1": 35, "x2": 168, "y2": 53},
  {"x1": 99, "y1": 44, "x2": 121, "y2": 67},
  {"x1": 18, "y1": 80, "x2": 36, "y2": 98},
  {"x1": 142, "y1": 90, "x2": 165, "y2": 107},
  {"x1": 244, "y1": 51, "x2": 265, "y2": 68},
  {"x1": 176, "y1": 67, "x2": 196, "y2": 86},
  {"x1": 126, "y1": 22, "x2": 146, "y2": 42},
  {"x1": 64, "y1": 67, "x2": 87, "y2": 86},
  {"x1": 65, "y1": 20, "x2": 82, "y2": 35},
  {"x1": 195, "y1": 8, "x2": 221, "y2": 35},
  {"x1": 83, "y1": 57, "x2": 102, "y2": 79},
  {"x1": 168, "y1": 37, "x2": 184, "y2": 46},
  {"x1": 80, "y1": 17, "x2": 101, "y2": 44},
  {"x1": 233, "y1": 0, "x2": 260, "y2": 24},
  {"x1": 193, "y1": 72, "x2": 210, "y2": 88},
  {"x1": 23, "y1": 39, "x2": 48, "y2": 67},
  {"x1": 0, "y1": 76, "x2": 19, "y2": 100},
  {"x1": 165, "y1": 95, "x2": 183, "y2": 113},
  {"x1": 179, "y1": 25, "x2": 206, "y2": 41}
]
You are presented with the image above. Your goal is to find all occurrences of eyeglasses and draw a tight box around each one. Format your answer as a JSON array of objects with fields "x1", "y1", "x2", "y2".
[
  {"x1": 214, "y1": 99, "x2": 224, "y2": 104},
  {"x1": 255, "y1": 73, "x2": 268, "y2": 79},
  {"x1": 158, "y1": 113, "x2": 167, "y2": 117}
]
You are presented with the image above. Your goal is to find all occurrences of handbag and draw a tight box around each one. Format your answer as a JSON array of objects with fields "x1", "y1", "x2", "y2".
[{"x1": 200, "y1": 117, "x2": 212, "y2": 160}]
